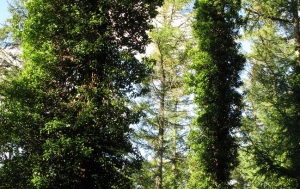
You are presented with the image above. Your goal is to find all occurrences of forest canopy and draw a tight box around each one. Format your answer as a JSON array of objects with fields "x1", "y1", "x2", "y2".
[{"x1": 0, "y1": 0, "x2": 299, "y2": 189}]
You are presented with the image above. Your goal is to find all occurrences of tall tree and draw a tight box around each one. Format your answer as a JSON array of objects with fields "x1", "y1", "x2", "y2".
[
  {"x1": 235, "y1": 0, "x2": 300, "y2": 187},
  {"x1": 134, "y1": 0, "x2": 193, "y2": 188},
  {"x1": 234, "y1": 24, "x2": 297, "y2": 188},
  {"x1": 187, "y1": 0, "x2": 245, "y2": 188},
  {"x1": 0, "y1": 0, "x2": 162, "y2": 188}
]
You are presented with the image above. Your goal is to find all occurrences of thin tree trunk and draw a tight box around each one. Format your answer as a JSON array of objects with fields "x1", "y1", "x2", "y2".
[
  {"x1": 156, "y1": 55, "x2": 166, "y2": 189},
  {"x1": 172, "y1": 101, "x2": 178, "y2": 189}
]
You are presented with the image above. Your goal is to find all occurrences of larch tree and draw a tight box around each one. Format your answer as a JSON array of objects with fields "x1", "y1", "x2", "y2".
[
  {"x1": 187, "y1": 0, "x2": 245, "y2": 188},
  {"x1": 0, "y1": 0, "x2": 162, "y2": 188},
  {"x1": 133, "y1": 0, "x2": 193, "y2": 188}
]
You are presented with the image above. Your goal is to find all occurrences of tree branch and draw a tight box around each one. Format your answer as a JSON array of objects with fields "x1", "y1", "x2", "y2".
[{"x1": 245, "y1": 8, "x2": 291, "y2": 23}]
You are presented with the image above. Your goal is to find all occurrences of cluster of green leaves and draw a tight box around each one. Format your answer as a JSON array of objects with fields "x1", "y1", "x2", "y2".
[
  {"x1": 0, "y1": 0, "x2": 163, "y2": 188},
  {"x1": 187, "y1": 0, "x2": 245, "y2": 188}
]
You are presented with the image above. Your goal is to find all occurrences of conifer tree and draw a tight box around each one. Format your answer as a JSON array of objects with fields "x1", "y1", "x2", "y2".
[
  {"x1": 235, "y1": 0, "x2": 300, "y2": 187},
  {"x1": 235, "y1": 24, "x2": 297, "y2": 188},
  {"x1": 134, "y1": 0, "x2": 193, "y2": 188},
  {"x1": 187, "y1": 0, "x2": 245, "y2": 188}
]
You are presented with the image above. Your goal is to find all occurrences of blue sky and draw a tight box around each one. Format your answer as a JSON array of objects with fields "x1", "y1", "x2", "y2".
[{"x1": 0, "y1": 0, "x2": 9, "y2": 25}]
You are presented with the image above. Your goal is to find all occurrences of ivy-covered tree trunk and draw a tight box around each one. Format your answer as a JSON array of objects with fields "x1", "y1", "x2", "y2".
[
  {"x1": 0, "y1": 0, "x2": 162, "y2": 188},
  {"x1": 187, "y1": 0, "x2": 244, "y2": 188}
]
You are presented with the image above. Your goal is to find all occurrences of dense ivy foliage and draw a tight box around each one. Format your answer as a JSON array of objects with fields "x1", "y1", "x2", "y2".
[
  {"x1": 187, "y1": 0, "x2": 245, "y2": 188},
  {"x1": 0, "y1": 0, "x2": 162, "y2": 188}
]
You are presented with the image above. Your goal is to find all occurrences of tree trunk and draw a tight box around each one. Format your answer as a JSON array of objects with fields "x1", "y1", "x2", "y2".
[
  {"x1": 156, "y1": 56, "x2": 166, "y2": 189},
  {"x1": 172, "y1": 101, "x2": 178, "y2": 189}
]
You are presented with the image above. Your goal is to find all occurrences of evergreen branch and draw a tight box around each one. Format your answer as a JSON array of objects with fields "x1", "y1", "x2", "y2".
[{"x1": 245, "y1": 8, "x2": 291, "y2": 23}]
